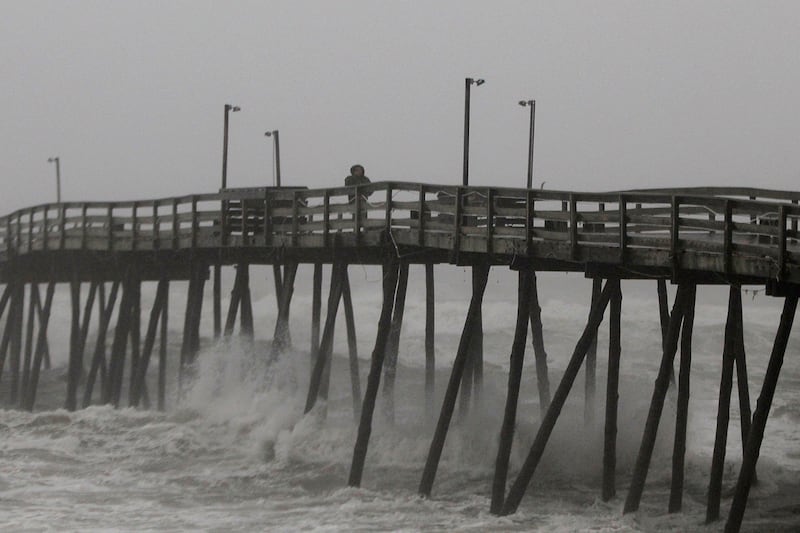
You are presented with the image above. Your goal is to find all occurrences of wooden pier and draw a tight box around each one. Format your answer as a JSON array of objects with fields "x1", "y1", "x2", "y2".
[{"x1": 1, "y1": 181, "x2": 799, "y2": 532}]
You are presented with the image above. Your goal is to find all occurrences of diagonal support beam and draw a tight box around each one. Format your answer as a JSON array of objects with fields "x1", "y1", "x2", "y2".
[
  {"x1": 623, "y1": 283, "x2": 695, "y2": 514},
  {"x1": 706, "y1": 286, "x2": 741, "y2": 522},
  {"x1": 725, "y1": 293, "x2": 798, "y2": 533},
  {"x1": 348, "y1": 260, "x2": 400, "y2": 487},
  {"x1": 501, "y1": 279, "x2": 614, "y2": 515},
  {"x1": 418, "y1": 263, "x2": 491, "y2": 498},
  {"x1": 490, "y1": 270, "x2": 532, "y2": 513}
]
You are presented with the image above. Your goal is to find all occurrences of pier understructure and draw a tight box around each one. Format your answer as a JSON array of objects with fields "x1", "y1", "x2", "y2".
[{"x1": 1, "y1": 181, "x2": 799, "y2": 532}]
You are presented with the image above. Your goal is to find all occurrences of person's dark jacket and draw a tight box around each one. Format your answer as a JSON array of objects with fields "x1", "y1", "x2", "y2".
[{"x1": 345, "y1": 174, "x2": 371, "y2": 202}]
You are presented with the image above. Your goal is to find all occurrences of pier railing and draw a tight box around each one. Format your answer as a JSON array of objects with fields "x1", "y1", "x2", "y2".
[{"x1": 1, "y1": 182, "x2": 799, "y2": 282}]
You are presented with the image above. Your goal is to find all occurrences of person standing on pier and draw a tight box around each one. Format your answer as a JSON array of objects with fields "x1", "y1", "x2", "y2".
[{"x1": 345, "y1": 164, "x2": 371, "y2": 203}]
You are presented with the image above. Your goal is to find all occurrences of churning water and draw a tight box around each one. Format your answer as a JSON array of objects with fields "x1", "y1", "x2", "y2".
[{"x1": 1, "y1": 268, "x2": 799, "y2": 531}]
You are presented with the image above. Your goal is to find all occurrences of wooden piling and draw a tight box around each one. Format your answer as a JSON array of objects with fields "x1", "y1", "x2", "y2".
[
  {"x1": 348, "y1": 260, "x2": 400, "y2": 487},
  {"x1": 127, "y1": 277, "x2": 142, "y2": 405},
  {"x1": 273, "y1": 263, "x2": 284, "y2": 311},
  {"x1": 270, "y1": 262, "x2": 298, "y2": 358},
  {"x1": 657, "y1": 279, "x2": 669, "y2": 348},
  {"x1": 20, "y1": 283, "x2": 39, "y2": 407},
  {"x1": 0, "y1": 284, "x2": 11, "y2": 323},
  {"x1": 25, "y1": 281, "x2": 55, "y2": 411},
  {"x1": 529, "y1": 272, "x2": 551, "y2": 416},
  {"x1": 6, "y1": 282, "x2": 24, "y2": 405},
  {"x1": 158, "y1": 280, "x2": 169, "y2": 411},
  {"x1": 341, "y1": 267, "x2": 362, "y2": 419},
  {"x1": 84, "y1": 282, "x2": 119, "y2": 407},
  {"x1": 419, "y1": 263, "x2": 490, "y2": 498},
  {"x1": 304, "y1": 262, "x2": 345, "y2": 413},
  {"x1": 585, "y1": 277, "x2": 602, "y2": 426},
  {"x1": 669, "y1": 281, "x2": 696, "y2": 512},
  {"x1": 239, "y1": 264, "x2": 254, "y2": 338},
  {"x1": 733, "y1": 295, "x2": 753, "y2": 463},
  {"x1": 0, "y1": 282, "x2": 16, "y2": 384},
  {"x1": 460, "y1": 265, "x2": 487, "y2": 419},
  {"x1": 623, "y1": 283, "x2": 694, "y2": 514},
  {"x1": 383, "y1": 262, "x2": 409, "y2": 422},
  {"x1": 425, "y1": 263, "x2": 435, "y2": 413},
  {"x1": 0, "y1": 282, "x2": 21, "y2": 399},
  {"x1": 188, "y1": 264, "x2": 206, "y2": 360},
  {"x1": 472, "y1": 284, "x2": 484, "y2": 398},
  {"x1": 35, "y1": 288, "x2": 52, "y2": 371},
  {"x1": 223, "y1": 265, "x2": 243, "y2": 337},
  {"x1": 706, "y1": 286, "x2": 741, "y2": 522},
  {"x1": 725, "y1": 293, "x2": 798, "y2": 533},
  {"x1": 501, "y1": 280, "x2": 613, "y2": 515},
  {"x1": 65, "y1": 276, "x2": 82, "y2": 411},
  {"x1": 213, "y1": 263, "x2": 221, "y2": 338},
  {"x1": 78, "y1": 281, "x2": 98, "y2": 376},
  {"x1": 180, "y1": 274, "x2": 199, "y2": 374},
  {"x1": 180, "y1": 263, "x2": 206, "y2": 377},
  {"x1": 602, "y1": 279, "x2": 622, "y2": 501},
  {"x1": 311, "y1": 262, "x2": 322, "y2": 361},
  {"x1": 131, "y1": 278, "x2": 168, "y2": 407},
  {"x1": 490, "y1": 270, "x2": 532, "y2": 514},
  {"x1": 106, "y1": 275, "x2": 134, "y2": 406}
]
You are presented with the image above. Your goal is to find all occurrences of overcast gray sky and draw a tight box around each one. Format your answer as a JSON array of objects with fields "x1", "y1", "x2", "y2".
[{"x1": 1, "y1": 1, "x2": 799, "y2": 214}]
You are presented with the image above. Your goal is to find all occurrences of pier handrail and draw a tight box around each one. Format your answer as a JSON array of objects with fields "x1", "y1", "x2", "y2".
[{"x1": 1, "y1": 182, "x2": 798, "y2": 283}]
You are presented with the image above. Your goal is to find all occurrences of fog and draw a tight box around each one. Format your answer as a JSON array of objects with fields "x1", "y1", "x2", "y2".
[{"x1": 2, "y1": 1, "x2": 799, "y2": 214}]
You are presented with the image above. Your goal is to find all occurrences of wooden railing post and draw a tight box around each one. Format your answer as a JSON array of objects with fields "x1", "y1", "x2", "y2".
[
  {"x1": 418, "y1": 184, "x2": 425, "y2": 247},
  {"x1": 354, "y1": 186, "x2": 362, "y2": 244},
  {"x1": 598, "y1": 202, "x2": 606, "y2": 233},
  {"x1": 671, "y1": 196, "x2": 680, "y2": 276},
  {"x1": 385, "y1": 183, "x2": 393, "y2": 232},
  {"x1": 323, "y1": 190, "x2": 330, "y2": 247},
  {"x1": 107, "y1": 205, "x2": 114, "y2": 251},
  {"x1": 192, "y1": 196, "x2": 199, "y2": 248},
  {"x1": 569, "y1": 194, "x2": 578, "y2": 260},
  {"x1": 262, "y1": 195, "x2": 271, "y2": 247},
  {"x1": 619, "y1": 195, "x2": 627, "y2": 263},
  {"x1": 291, "y1": 190, "x2": 299, "y2": 247},
  {"x1": 221, "y1": 198, "x2": 229, "y2": 247},
  {"x1": 15, "y1": 212, "x2": 22, "y2": 253},
  {"x1": 58, "y1": 204, "x2": 66, "y2": 250},
  {"x1": 27, "y1": 209, "x2": 34, "y2": 253},
  {"x1": 525, "y1": 190, "x2": 534, "y2": 257},
  {"x1": 778, "y1": 205, "x2": 787, "y2": 281},
  {"x1": 240, "y1": 196, "x2": 247, "y2": 244},
  {"x1": 153, "y1": 202, "x2": 160, "y2": 250},
  {"x1": 486, "y1": 188, "x2": 494, "y2": 256},
  {"x1": 724, "y1": 200, "x2": 733, "y2": 275},
  {"x1": 42, "y1": 206, "x2": 49, "y2": 251},
  {"x1": 131, "y1": 201, "x2": 139, "y2": 251},
  {"x1": 5, "y1": 215, "x2": 13, "y2": 255},
  {"x1": 453, "y1": 187, "x2": 463, "y2": 256},
  {"x1": 172, "y1": 199, "x2": 179, "y2": 250},
  {"x1": 81, "y1": 204, "x2": 88, "y2": 250}
]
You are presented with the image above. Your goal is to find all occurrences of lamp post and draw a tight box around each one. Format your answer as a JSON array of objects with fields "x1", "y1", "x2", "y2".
[
  {"x1": 47, "y1": 157, "x2": 61, "y2": 203},
  {"x1": 221, "y1": 103, "x2": 241, "y2": 190},
  {"x1": 463, "y1": 77, "x2": 485, "y2": 187},
  {"x1": 265, "y1": 130, "x2": 281, "y2": 187},
  {"x1": 519, "y1": 100, "x2": 536, "y2": 189}
]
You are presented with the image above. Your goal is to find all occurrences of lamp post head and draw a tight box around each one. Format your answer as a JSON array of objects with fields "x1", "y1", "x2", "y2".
[
  {"x1": 265, "y1": 130, "x2": 277, "y2": 137},
  {"x1": 48, "y1": 157, "x2": 58, "y2": 163},
  {"x1": 467, "y1": 77, "x2": 485, "y2": 86},
  {"x1": 519, "y1": 99, "x2": 535, "y2": 107},
  {"x1": 474, "y1": 78, "x2": 485, "y2": 86},
  {"x1": 225, "y1": 104, "x2": 241, "y2": 112}
]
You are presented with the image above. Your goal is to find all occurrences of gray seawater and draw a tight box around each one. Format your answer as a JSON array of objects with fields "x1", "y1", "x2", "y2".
[{"x1": 1, "y1": 268, "x2": 800, "y2": 532}]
